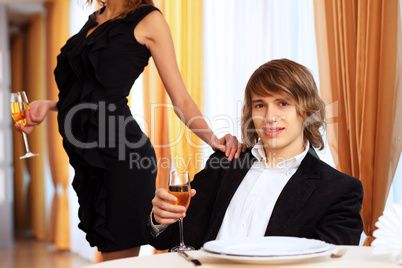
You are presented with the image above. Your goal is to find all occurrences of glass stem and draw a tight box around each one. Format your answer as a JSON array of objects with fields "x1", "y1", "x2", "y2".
[
  {"x1": 178, "y1": 218, "x2": 185, "y2": 247},
  {"x1": 22, "y1": 133, "x2": 30, "y2": 153}
]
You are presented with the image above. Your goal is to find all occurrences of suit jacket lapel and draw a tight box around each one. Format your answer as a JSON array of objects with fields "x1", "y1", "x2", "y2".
[
  {"x1": 265, "y1": 148, "x2": 321, "y2": 236},
  {"x1": 204, "y1": 152, "x2": 256, "y2": 242}
]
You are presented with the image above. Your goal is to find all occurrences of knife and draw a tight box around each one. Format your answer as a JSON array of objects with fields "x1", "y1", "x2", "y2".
[{"x1": 178, "y1": 250, "x2": 202, "y2": 266}]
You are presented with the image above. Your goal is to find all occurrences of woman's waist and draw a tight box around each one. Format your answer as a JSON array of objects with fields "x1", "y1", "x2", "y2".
[
  {"x1": 58, "y1": 97, "x2": 132, "y2": 116},
  {"x1": 60, "y1": 114, "x2": 150, "y2": 159},
  {"x1": 57, "y1": 101, "x2": 142, "y2": 143}
]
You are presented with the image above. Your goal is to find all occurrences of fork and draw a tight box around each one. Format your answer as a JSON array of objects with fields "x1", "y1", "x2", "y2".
[{"x1": 178, "y1": 250, "x2": 202, "y2": 266}]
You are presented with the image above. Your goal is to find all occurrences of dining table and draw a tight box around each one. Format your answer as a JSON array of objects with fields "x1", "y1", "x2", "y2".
[{"x1": 84, "y1": 246, "x2": 401, "y2": 268}]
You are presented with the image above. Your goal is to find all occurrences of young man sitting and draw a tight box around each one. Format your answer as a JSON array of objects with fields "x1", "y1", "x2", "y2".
[{"x1": 144, "y1": 59, "x2": 363, "y2": 250}]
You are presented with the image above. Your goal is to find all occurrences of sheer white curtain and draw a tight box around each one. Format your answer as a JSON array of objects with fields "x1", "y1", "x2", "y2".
[
  {"x1": 203, "y1": 0, "x2": 334, "y2": 165},
  {"x1": 386, "y1": 158, "x2": 402, "y2": 208}
]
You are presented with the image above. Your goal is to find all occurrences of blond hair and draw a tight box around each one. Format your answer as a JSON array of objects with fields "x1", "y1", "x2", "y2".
[{"x1": 241, "y1": 58, "x2": 325, "y2": 149}]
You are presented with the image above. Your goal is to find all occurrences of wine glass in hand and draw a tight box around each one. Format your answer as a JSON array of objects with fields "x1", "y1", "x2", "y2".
[
  {"x1": 10, "y1": 91, "x2": 39, "y2": 159},
  {"x1": 169, "y1": 170, "x2": 194, "y2": 252}
]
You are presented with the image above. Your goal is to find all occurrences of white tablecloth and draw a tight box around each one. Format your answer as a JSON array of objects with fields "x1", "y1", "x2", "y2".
[{"x1": 85, "y1": 246, "x2": 401, "y2": 268}]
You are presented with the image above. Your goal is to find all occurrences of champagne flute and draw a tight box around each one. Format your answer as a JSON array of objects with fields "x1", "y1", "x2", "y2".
[
  {"x1": 169, "y1": 170, "x2": 194, "y2": 252},
  {"x1": 10, "y1": 91, "x2": 39, "y2": 159}
]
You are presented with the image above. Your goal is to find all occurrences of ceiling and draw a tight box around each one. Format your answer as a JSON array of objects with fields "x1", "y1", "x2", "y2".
[{"x1": 0, "y1": 0, "x2": 46, "y2": 33}]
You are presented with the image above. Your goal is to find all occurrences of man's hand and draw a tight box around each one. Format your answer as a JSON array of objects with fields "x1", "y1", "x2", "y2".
[{"x1": 152, "y1": 188, "x2": 196, "y2": 225}]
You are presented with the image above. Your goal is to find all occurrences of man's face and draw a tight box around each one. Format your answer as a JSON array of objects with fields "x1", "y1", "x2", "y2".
[{"x1": 251, "y1": 92, "x2": 305, "y2": 159}]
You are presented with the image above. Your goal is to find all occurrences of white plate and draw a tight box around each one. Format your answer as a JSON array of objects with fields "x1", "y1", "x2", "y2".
[
  {"x1": 202, "y1": 236, "x2": 335, "y2": 257},
  {"x1": 202, "y1": 247, "x2": 336, "y2": 265}
]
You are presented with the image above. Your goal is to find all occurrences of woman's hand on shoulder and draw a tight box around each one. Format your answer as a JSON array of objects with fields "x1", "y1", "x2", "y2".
[
  {"x1": 212, "y1": 134, "x2": 247, "y2": 161},
  {"x1": 14, "y1": 100, "x2": 56, "y2": 134}
]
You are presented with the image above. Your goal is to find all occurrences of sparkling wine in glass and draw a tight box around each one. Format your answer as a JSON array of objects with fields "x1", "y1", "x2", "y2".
[
  {"x1": 169, "y1": 170, "x2": 194, "y2": 252},
  {"x1": 10, "y1": 91, "x2": 39, "y2": 159}
]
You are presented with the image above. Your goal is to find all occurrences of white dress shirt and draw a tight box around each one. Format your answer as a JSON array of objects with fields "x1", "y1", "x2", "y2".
[{"x1": 216, "y1": 141, "x2": 309, "y2": 240}]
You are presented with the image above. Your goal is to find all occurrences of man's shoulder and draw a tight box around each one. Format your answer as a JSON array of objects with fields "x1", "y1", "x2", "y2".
[
  {"x1": 305, "y1": 149, "x2": 362, "y2": 188},
  {"x1": 318, "y1": 158, "x2": 358, "y2": 181},
  {"x1": 205, "y1": 149, "x2": 255, "y2": 170}
]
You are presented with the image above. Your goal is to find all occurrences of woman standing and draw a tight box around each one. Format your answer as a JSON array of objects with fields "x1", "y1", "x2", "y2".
[{"x1": 16, "y1": 0, "x2": 243, "y2": 261}]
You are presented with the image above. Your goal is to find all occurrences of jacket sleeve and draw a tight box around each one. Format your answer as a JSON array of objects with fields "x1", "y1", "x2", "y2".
[
  {"x1": 143, "y1": 151, "x2": 228, "y2": 250},
  {"x1": 312, "y1": 175, "x2": 364, "y2": 245}
]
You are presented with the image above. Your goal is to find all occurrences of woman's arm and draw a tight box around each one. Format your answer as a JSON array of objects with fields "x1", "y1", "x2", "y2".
[
  {"x1": 135, "y1": 11, "x2": 245, "y2": 160},
  {"x1": 15, "y1": 100, "x2": 57, "y2": 134}
]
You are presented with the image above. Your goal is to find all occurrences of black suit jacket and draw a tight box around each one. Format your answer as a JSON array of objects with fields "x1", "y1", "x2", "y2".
[{"x1": 144, "y1": 148, "x2": 363, "y2": 250}]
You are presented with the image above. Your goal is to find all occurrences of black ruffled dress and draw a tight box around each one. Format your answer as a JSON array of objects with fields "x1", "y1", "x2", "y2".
[{"x1": 54, "y1": 5, "x2": 158, "y2": 252}]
